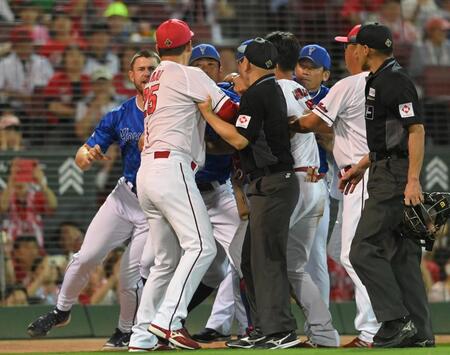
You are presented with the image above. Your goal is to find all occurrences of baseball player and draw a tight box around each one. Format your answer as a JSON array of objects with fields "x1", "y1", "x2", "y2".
[
  {"x1": 129, "y1": 20, "x2": 238, "y2": 351},
  {"x1": 266, "y1": 31, "x2": 339, "y2": 348},
  {"x1": 27, "y1": 50, "x2": 162, "y2": 351},
  {"x1": 295, "y1": 44, "x2": 332, "y2": 305},
  {"x1": 290, "y1": 25, "x2": 381, "y2": 347}
]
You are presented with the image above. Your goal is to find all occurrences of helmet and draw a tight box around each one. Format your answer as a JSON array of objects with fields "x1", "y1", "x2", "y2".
[{"x1": 399, "y1": 192, "x2": 450, "y2": 251}]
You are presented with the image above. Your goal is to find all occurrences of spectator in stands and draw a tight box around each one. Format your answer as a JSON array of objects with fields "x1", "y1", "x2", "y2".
[
  {"x1": 374, "y1": 0, "x2": 419, "y2": 44},
  {"x1": 27, "y1": 255, "x2": 62, "y2": 304},
  {"x1": 16, "y1": 0, "x2": 49, "y2": 46},
  {"x1": 0, "y1": 0, "x2": 14, "y2": 22},
  {"x1": 0, "y1": 158, "x2": 58, "y2": 247},
  {"x1": 40, "y1": 8, "x2": 86, "y2": 68},
  {"x1": 2, "y1": 285, "x2": 29, "y2": 306},
  {"x1": 54, "y1": 221, "x2": 84, "y2": 262},
  {"x1": 75, "y1": 67, "x2": 120, "y2": 142},
  {"x1": 409, "y1": 16, "x2": 450, "y2": 78},
  {"x1": 402, "y1": 0, "x2": 439, "y2": 31},
  {"x1": 83, "y1": 22, "x2": 120, "y2": 76},
  {"x1": 340, "y1": 0, "x2": 384, "y2": 25},
  {"x1": 0, "y1": 112, "x2": 25, "y2": 151},
  {"x1": 0, "y1": 26, "x2": 54, "y2": 115},
  {"x1": 79, "y1": 249, "x2": 122, "y2": 305},
  {"x1": 44, "y1": 44, "x2": 91, "y2": 145},
  {"x1": 9, "y1": 235, "x2": 41, "y2": 289},
  {"x1": 104, "y1": 1, "x2": 134, "y2": 46},
  {"x1": 428, "y1": 259, "x2": 450, "y2": 302}
]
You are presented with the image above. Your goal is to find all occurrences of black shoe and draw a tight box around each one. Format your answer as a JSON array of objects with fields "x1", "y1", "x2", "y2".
[
  {"x1": 102, "y1": 328, "x2": 131, "y2": 350},
  {"x1": 225, "y1": 329, "x2": 266, "y2": 349},
  {"x1": 192, "y1": 328, "x2": 231, "y2": 343},
  {"x1": 27, "y1": 309, "x2": 71, "y2": 337},
  {"x1": 254, "y1": 331, "x2": 300, "y2": 349},
  {"x1": 373, "y1": 318, "x2": 417, "y2": 348},
  {"x1": 402, "y1": 336, "x2": 435, "y2": 348}
]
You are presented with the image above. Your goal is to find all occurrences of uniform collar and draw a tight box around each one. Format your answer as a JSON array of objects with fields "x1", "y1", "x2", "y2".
[
  {"x1": 368, "y1": 57, "x2": 396, "y2": 80},
  {"x1": 250, "y1": 73, "x2": 276, "y2": 88}
]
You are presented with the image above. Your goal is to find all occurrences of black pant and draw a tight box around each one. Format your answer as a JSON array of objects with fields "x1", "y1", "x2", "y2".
[
  {"x1": 241, "y1": 171, "x2": 299, "y2": 335},
  {"x1": 350, "y1": 158, "x2": 433, "y2": 340}
]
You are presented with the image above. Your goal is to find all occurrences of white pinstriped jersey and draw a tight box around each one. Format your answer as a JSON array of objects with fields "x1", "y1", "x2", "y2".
[
  {"x1": 313, "y1": 72, "x2": 370, "y2": 169},
  {"x1": 142, "y1": 60, "x2": 229, "y2": 167},
  {"x1": 277, "y1": 79, "x2": 320, "y2": 168}
]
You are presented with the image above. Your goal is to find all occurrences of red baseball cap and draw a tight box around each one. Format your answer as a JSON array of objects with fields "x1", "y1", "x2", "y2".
[
  {"x1": 335, "y1": 24, "x2": 361, "y2": 43},
  {"x1": 10, "y1": 26, "x2": 33, "y2": 43},
  {"x1": 156, "y1": 19, "x2": 194, "y2": 49}
]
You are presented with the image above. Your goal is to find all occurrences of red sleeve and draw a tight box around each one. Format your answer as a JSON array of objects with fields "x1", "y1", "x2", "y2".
[
  {"x1": 216, "y1": 99, "x2": 239, "y2": 124},
  {"x1": 33, "y1": 191, "x2": 53, "y2": 214},
  {"x1": 43, "y1": 75, "x2": 60, "y2": 97}
]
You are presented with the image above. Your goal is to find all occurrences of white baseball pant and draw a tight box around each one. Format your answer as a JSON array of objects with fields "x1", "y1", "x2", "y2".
[
  {"x1": 130, "y1": 151, "x2": 216, "y2": 349},
  {"x1": 57, "y1": 178, "x2": 148, "y2": 333},
  {"x1": 287, "y1": 172, "x2": 339, "y2": 347}
]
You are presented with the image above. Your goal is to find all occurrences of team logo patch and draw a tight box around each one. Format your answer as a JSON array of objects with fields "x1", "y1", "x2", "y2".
[
  {"x1": 164, "y1": 38, "x2": 172, "y2": 47},
  {"x1": 236, "y1": 114, "x2": 251, "y2": 129},
  {"x1": 200, "y1": 45, "x2": 206, "y2": 54},
  {"x1": 385, "y1": 38, "x2": 392, "y2": 48},
  {"x1": 399, "y1": 102, "x2": 414, "y2": 118},
  {"x1": 369, "y1": 87, "x2": 376, "y2": 98},
  {"x1": 365, "y1": 105, "x2": 374, "y2": 120}
]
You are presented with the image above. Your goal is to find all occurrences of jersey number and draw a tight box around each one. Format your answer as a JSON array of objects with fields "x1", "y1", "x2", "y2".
[{"x1": 144, "y1": 84, "x2": 160, "y2": 116}]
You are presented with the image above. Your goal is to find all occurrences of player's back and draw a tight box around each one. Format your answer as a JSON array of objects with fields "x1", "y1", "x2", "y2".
[
  {"x1": 142, "y1": 61, "x2": 224, "y2": 166},
  {"x1": 277, "y1": 79, "x2": 319, "y2": 167}
]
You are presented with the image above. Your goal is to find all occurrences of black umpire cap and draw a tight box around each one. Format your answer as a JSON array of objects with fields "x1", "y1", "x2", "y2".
[
  {"x1": 237, "y1": 37, "x2": 278, "y2": 70},
  {"x1": 356, "y1": 23, "x2": 394, "y2": 50}
]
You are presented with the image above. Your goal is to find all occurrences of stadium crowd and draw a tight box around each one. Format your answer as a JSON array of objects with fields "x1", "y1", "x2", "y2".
[{"x1": 1, "y1": 0, "x2": 449, "y2": 309}]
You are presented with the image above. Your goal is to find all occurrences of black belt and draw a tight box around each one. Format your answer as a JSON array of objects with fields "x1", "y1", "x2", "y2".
[
  {"x1": 369, "y1": 151, "x2": 408, "y2": 162},
  {"x1": 247, "y1": 163, "x2": 293, "y2": 181},
  {"x1": 196, "y1": 180, "x2": 226, "y2": 192}
]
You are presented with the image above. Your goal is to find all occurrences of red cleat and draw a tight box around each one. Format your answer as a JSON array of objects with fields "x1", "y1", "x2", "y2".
[{"x1": 148, "y1": 323, "x2": 201, "y2": 350}]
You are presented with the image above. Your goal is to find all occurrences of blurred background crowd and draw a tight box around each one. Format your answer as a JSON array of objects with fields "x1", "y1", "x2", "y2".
[{"x1": 0, "y1": 0, "x2": 449, "y2": 307}]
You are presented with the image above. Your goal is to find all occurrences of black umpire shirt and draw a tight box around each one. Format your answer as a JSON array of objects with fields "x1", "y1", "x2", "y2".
[
  {"x1": 365, "y1": 58, "x2": 423, "y2": 155},
  {"x1": 235, "y1": 74, "x2": 293, "y2": 175}
]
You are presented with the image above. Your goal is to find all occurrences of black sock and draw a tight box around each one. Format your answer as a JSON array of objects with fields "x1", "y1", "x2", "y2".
[{"x1": 187, "y1": 282, "x2": 215, "y2": 313}]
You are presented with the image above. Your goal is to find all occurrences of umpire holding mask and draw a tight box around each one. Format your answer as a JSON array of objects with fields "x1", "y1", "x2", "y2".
[
  {"x1": 340, "y1": 24, "x2": 433, "y2": 348},
  {"x1": 196, "y1": 38, "x2": 299, "y2": 349}
]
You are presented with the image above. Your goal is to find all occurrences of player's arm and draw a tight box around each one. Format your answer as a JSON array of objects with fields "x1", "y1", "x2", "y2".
[
  {"x1": 198, "y1": 96, "x2": 249, "y2": 150},
  {"x1": 289, "y1": 111, "x2": 332, "y2": 134},
  {"x1": 75, "y1": 144, "x2": 111, "y2": 170}
]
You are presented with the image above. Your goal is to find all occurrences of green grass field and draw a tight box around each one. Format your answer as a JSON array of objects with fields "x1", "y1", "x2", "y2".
[{"x1": 11, "y1": 345, "x2": 450, "y2": 355}]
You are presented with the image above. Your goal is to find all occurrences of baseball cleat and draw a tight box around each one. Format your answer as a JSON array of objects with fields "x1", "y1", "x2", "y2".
[
  {"x1": 225, "y1": 329, "x2": 266, "y2": 349},
  {"x1": 102, "y1": 328, "x2": 131, "y2": 350},
  {"x1": 192, "y1": 328, "x2": 231, "y2": 343},
  {"x1": 373, "y1": 318, "x2": 417, "y2": 348},
  {"x1": 128, "y1": 340, "x2": 175, "y2": 352},
  {"x1": 253, "y1": 330, "x2": 300, "y2": 349},
  {"x1": 148, "y1": 323, "x2": 200, "y2": 350},
  {"x1": 27, "y1": 309, "x2": 71, "y2": 337}
]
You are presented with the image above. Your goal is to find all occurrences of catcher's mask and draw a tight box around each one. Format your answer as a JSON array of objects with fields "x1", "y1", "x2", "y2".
[{"x1": 400, "y1": 192, "x2": 450, "y2": 251}]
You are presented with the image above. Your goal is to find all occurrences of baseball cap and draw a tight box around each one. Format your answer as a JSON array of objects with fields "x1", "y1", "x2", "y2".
[
  {"x1": 236, "y1": 39, "x2": 253, "y2": 61},
  {"x1": 92, "y1": 68, "x2": 112, "y2": 81},
  {"x1": 0, "y1": 114, "x2": 20, "y2": 130},
  {"x1": 189, "y1": 44, "x2": 220, "y2": 65},
  {"x1": 104, "y1": 1, "x2": 129, "y2": 18},
  {"x1": 156, "y1": 19, "x2": 194, "y2": 49},
  {"x1": 299, "y1": 44, "x2": 331, "y2": 70},
  {"x1": 335, "y1": 24, "x2": 361, "y2": 43},
  {"x1": 236, "y1": 37, "x2": 277, "y2": 69},
  {"x1": 355, "y1": 23, "x2": 393, "y2": 50},
  {"x1": 425, "y1": 17, "x2": 450, "y2": 33}
]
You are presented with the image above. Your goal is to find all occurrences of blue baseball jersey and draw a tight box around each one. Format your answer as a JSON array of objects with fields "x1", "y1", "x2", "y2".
[
  {"x1": 310, "y1": 85, "x2": 330, "y2": 174},
  {"x1": 195, "y1": 83, "x2": 240, "y2": 184},
  {"x1": 86, "y1": 96, "x2": 143, "y2": 186}
]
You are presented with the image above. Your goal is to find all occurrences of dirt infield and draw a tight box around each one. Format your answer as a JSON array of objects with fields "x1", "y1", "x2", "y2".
[{"x1": 1, "y1": 336, "x2": 449, "y2": 353}]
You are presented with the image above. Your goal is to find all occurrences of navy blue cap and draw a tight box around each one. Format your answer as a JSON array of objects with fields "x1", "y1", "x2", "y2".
[
  {"x1": 189, "y1": 44, "x2": 220, "y2": 65},
  {"x1": 299, "y1": 44, "x2": 331, "y2": 70}
]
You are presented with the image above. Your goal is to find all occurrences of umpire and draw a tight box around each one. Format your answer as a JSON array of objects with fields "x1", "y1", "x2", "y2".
[
  {"x1": 196, "y1": 38, "x2": 299, "y2": 349},
  {"x1": 341, "y1": 24, "x2": 433, "y2": 348}
]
